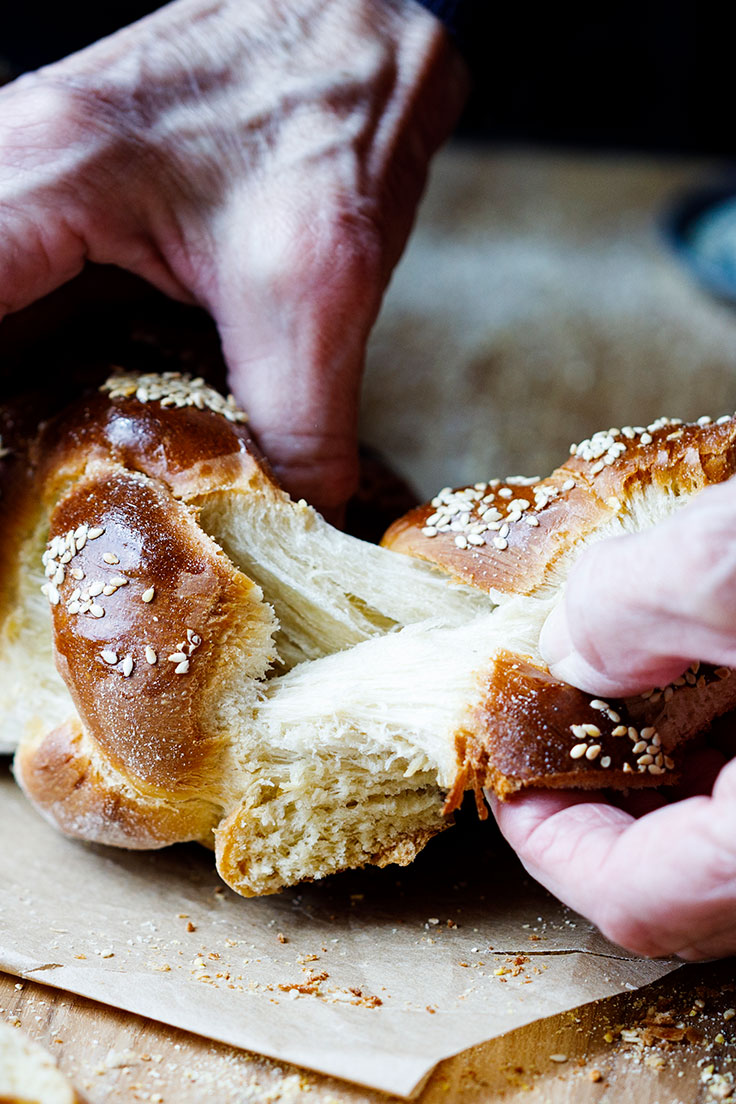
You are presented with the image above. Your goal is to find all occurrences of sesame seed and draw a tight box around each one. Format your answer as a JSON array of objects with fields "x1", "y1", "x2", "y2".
[
  {"x1": 121, "y1": 654, "x2": 134, "y2": 677},
  {"x1": 102, "y1": 370, "x2": 249, "y2": 424},
  {"x1": 422, "y1": 527, "x2": 438, "y2": 537},
  {"x1": 47, "y1": 585, "x2": 60, "y2": 606},
  {"x1": 59, "y1": 551, "x2": 72, "y2": 565},
  {"x1": 66, "y1": 601, "x2": 81, "y2": 615},
  {"x1": 640, "y1": 432, "x2": 652, "y2": 444},
  {"x1": 664, "y1": 686, "x2": 674, "y2": 701},
  {"x1": 103, "y1": 553, "x2": 119, "y2": 565},
  {"x1": 454, "y1": 535, "x2": 468, "y2": 550},
  {"x1": 525, "y1": 516, "x2": 540, "y2": 526},
  {"x1": 142, "y1": 587, "x2": 156, "y2": 603},
  {"x1": 102, "y1": 585, "x2": 116, "y2": 596},
  {"x1": 570, "y1": 724, "x2": 587, "y2": 738},
  {"x1": 89, "y1": 604, "x2": 105, "y2": 619},
  {"x1": 175, "y1": 660, "x2": 190, "y2": 675},
  {"x1": 88, "y1": 527, "x2": 105, "y2": 540},
  {"x1": 628, "y1": 727, "x2": 638, "y2": 740},
  {"x1": 101, "y1": 650, "x2": 118, "y2": 665},
  {"x1": 88, "y1": 581, "x2": 104, "y2": 597},
  {"x1": 582, "y1": 723, "x2": 601, "y2": 737},
  {"x1": 561, "y1": 479, "x2": 575, "y2": 491},
  {"x1": 145, "y1": 646, "x2": 157, "y2": 665},
  {"x1": 649, "y1": 691, "x2": 662, "y2": 703},
  {"x1": 716, "y1": 667, "x2": 731, "y2": 679},
  {"x1": 623, "y1": 762, "x2": 633, "y2": 773},
  {"x1": 648, "y1": 764, "x2": 664, "y2": 775},
  {"x1": 632, "y1": 741, "x2": 648, "y2": 754},
  {"x1": 498, "y1": 487, "x2": 513, "y2": 498},
  {"x1": 585, "y1": 745, "x2": 601, "y2": 760},
  {"x1": 71, "y1": 568, "x2": 84, "y2": 580},
  {"x1": 600, "y1": 756, "x2": 612, "y2": 768},
  {"x1": 640, "y1": 727, "x2": 656, "y2": 739},
  {"x1": 168, "y1": 652, "x2": 188, "y2": 663},
  {"x1": 637, "y1": 754, "x2": 654, "y2": 766},
  {"x1": 606, "y1": 710, "x2": 620, "y2": 723},
  {"x1": 492, "y1": 537, "x2": 509, "y2": 551},
  {"x1": 612, "y1": 726, "x2": 628, "y2": 737},
  {"x1": 110, "y1": 576, "x2": 128, "y2": 587},
  {"x1": 467, "y1": 534, "x2": 485, "y2": 546},
  {"x1": 664, "y1": 756, "x2": 675, "y2": 770},
  {"x1": 589, "y1": 700, "x2": 608, "y2": 711},
  {"x1": 569, "y1": 743, "x2": 588, "y2": 760}
]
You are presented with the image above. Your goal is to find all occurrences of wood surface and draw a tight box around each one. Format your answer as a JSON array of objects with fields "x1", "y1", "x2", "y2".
[{"x1": 3, "y1": 961, "x2": 736, "y2": 1102}]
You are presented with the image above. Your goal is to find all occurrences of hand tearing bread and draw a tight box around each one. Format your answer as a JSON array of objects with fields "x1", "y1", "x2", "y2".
[{"x1": 4, "y1": 373, "x2": 736, "y2": 896}]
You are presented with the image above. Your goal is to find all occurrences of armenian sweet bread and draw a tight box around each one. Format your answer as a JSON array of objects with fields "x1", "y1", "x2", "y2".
[{"x1": 5, "y1": 374, "x2": 736, "y2": 896}]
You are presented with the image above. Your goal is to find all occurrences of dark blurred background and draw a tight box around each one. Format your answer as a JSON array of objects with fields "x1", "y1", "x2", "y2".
[{"x1": 0, "y1": 1, "x2": 717, "y2": 154}]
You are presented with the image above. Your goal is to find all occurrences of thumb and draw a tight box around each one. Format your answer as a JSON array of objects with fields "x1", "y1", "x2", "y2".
[
  {"x1": 212, "y1": 204, "x2": 385, "y2": 520},
  {"x1": 539, "y1": 478, "x2": 736, "y2": 696}
]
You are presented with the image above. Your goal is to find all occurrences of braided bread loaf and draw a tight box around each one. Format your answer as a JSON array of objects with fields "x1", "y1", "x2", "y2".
[{"x1": 6, "y1": 373, "x2": 736, "y2": 895}]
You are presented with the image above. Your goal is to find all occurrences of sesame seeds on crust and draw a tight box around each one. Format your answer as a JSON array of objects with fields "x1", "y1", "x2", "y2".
[
  {"x1": 101, "y1": 370, "x2": 248, "y2": 424},
  {"x1": 42, "y1": 514, "x2": 203, "y2": 680},
  {"x1": 410, "y1": 412, "x2": 736, "y2": 561},
  {"x1": 564, "y1": 666, "x2": 733, "y2": 776}
]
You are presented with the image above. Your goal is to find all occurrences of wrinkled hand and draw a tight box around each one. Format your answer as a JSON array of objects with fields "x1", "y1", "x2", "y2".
[
  {"x1": 0, "y1": 0, "x2": 466, "y2": 513},
  {"x1": 492, "y1": 478, "x2": 736, "y2": 960}
]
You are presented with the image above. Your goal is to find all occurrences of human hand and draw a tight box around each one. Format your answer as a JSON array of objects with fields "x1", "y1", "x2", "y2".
[
  {"x1": 492, "y1": 477, "x2": 736, "y2": 959},
  {"x1": 0, "y1": 0, "x2": 467, "y2": 514}
]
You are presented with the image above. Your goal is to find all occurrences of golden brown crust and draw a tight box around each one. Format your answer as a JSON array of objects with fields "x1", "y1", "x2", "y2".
[
  {"x1": 457, "y1": 652, "x2": 736, "y2": 801},
  {"x1": 382, "y1": 416, "x2": 736, "y2": 596},
  {"x1": 36, "y1": 372, "x2": 278, "y2": 508},
  {"x1": 38, "y1": 461, "x2": 273, "y2": 789},
  {"x1": 14, "y1": 717, "x2": 214, "y2": 847},
  {"x1": 12, "y1": 371, "x2": 282, "y2": 854}
]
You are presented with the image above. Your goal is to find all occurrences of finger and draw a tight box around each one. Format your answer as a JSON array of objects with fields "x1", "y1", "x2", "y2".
[
  {"x1": 539, "y1": 479, "x2": 736, "y2": 696},
  {"x1": 491, "y1": 758, "x2": 736, "y2": 959},
  {"x1": 211, "y1": 195, "x2": 384, "y2": 517}
]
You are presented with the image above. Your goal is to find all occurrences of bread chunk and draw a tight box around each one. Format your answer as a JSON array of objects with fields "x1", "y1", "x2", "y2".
[{"x1": 8, "y1": 378, "x2": 736, "y2": 895}]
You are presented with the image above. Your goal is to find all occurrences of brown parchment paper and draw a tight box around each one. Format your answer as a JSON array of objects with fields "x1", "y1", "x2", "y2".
[{"x1": 0, "y1": 768, "x2": 678, "y2": 1097}]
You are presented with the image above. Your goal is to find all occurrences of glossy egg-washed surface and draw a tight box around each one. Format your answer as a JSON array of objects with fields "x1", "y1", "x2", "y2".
[
  {"x1": 37, "y1": 388, "x2": 276, "y2": 505},
  {"x1": 382, "y1": 416, "x2": 736, "y2": 596},
  {"x1": 457, "y1": 652, "x2": 736, "y2": 800},
  {"x1": 46, "y1": 464, "x2": 270, "y2": 789}
]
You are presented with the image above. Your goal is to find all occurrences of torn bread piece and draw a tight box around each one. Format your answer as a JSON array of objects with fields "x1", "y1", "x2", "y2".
[
  {"x1": 0, "y1": 1020, "x2": 80, "y2": 1104},
  {"x1": 11, "y1": 377, "x2": 736, "y2": 895}
]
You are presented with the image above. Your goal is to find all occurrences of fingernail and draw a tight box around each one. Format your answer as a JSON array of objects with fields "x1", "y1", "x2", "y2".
[
  {"x1": 539, "y1": 603, "x2": 572, "y2": 667},
  {"x1": 540, "y1": 604, "x2": 617, "y2": 695}
]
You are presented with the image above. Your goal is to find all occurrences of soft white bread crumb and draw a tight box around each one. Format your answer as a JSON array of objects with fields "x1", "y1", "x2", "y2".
[{"x1": 0, "y1": 1020, "x2": 79, "y2": 1103}]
